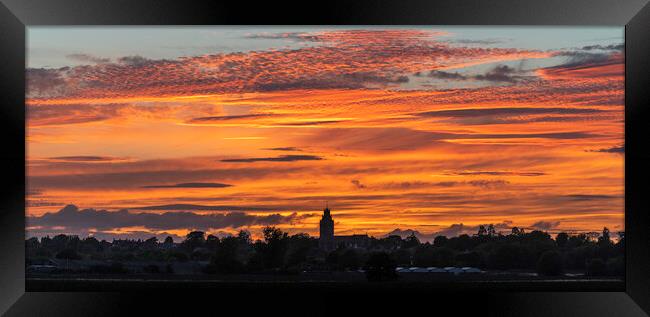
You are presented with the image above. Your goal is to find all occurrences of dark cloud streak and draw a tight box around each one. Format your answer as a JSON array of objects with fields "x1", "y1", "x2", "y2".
[
  {"x1": 47, "y1": 156, "x2": 125, "y2": 162},
  {"x1": 141, "y1": 182, "x2": 233, "y2": 189},
  {"x1": 587, "y1": 145, "x2": 624, "y2": 154},
  {"x1": 449, "y1": 171, "x2": 546, "y2": 177},
  {"x1": 66, "y1": 54, "x2": 111, "y2": 64},
  {"x1": 187, "y1": 114, "x2": 273, "y2": 123},
  {"x1": 531, "y1": 221, "x2": 561, "y2": 230},
  {"x1": 221, "y1": 155, "x2": 324, "y2": 163},
  {"x1": 417, "y1": 107, "x2": 606, "y2": 118},
  {"x1": 132, "y1": 204, "x2": 273, "y2": 211},
  {"x1": 263, "y1": 147, "x2": 302, "y2": 152},
  {"x1": 28, "y1": 205, "x2": 315, "y2": 232}
]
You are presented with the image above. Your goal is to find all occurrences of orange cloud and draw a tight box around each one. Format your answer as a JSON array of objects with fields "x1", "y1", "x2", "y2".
[{"x1": 25, "y1": 29, "x2": 624, "y2": 239}]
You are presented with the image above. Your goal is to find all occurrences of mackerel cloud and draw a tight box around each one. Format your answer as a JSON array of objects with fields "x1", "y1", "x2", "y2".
[{"x1": 26, "y1": 30, "x2": 549, "y2": 100}]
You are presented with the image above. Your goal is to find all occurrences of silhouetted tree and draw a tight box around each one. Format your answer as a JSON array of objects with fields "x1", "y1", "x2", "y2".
[
  {"x1": 447, "y1": 234, "x2": 473, "y2": 251},
  {"x1": 182, "y1": 231, "x2": 205, "y2": 251},
  {"x1": 205, "y1": 234, "x2": 220, "y2": 251},
  {"x1": 556, "y1": 232, "x2": 569, "y2": 248},
  {"x1": 143, "y1": 237, "x2": 158, "y2": 250},
  {"x1": 237, "y1": 230, "x2": 252, "y2": 244},
  {"x1": 262, "y1": 226, "x2": 289, "y2": 269},
  {"x1": 403, "y1": 233, "x2": 420, "y2": 248},
  {"x1": 433, "y1": 235, "x2": 448, "y2": 248},
  {"x1": 163, "y1": 236, "x2": 174, "y2": 246},
  {"x1": 487, "y1": 224, "x2": 497, "y2": 237},
  {"x1": 567, "y1": 233, "x2": 588, "y2": 248},
  {"x1": 477, "y1": 225, "x2": 487, "y2": 237},
  {"x1": 80, "y1": 236, "x2": 101, "y2": 253},
  {"x1": 51, "y1": 234, "x2": 72, "y2": 252},
  {"x1": 209, "y1": 236, "x2": 244, "y2": 274},
  {"x1": 596, "y1": 227, "x2": 614, "y2": 259},
  {"x1": 25, "y1": 237, "x2": 39, "y2": 252},
  {"x1": 286, "y1": 233, "x2": 315, "y2": 268},
  {"x1": 599, "y1": 227, "x2": 611, "y2": 243}
]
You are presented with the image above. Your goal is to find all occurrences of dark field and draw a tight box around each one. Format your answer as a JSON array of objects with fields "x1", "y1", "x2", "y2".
[{"x1": 27, "y1": 273, "x2": 624, "y2": 291}]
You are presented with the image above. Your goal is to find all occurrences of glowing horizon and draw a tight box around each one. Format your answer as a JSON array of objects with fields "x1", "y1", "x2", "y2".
[{"x1": 26, "y1": 27, "x2": 624, "y2": 242}]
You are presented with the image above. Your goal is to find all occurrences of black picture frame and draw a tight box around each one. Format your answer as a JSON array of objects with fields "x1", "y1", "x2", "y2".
[{"x1": 1, "y1": 0, "x2": 649, "y2": 315}]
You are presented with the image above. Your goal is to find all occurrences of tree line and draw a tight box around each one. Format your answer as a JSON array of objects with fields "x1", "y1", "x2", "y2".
[{"x1": 26, "y1": 225, "x2": 624, "y2": 278}]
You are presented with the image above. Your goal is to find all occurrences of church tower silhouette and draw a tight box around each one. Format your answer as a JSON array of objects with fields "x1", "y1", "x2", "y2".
[{"x1": 319, "y1": 203, "x2": 335, "y2": 250}]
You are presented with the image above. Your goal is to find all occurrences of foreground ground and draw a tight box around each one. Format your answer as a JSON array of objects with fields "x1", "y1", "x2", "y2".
[{"x1": 26, "y1": 272, "x2": 624, "y2": 291}]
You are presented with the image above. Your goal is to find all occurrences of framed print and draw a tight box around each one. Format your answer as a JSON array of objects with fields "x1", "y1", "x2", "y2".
[{"x1": 1, "y1": 0, "x2": 649, "y2": 316}]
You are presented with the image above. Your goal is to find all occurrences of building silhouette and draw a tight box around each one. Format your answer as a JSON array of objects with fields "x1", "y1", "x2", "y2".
[
  {"x1": 319, "y1": 204, "x2": 335, "y2": 250},
  {"x1": 319, "y1": 204, "x2": 370, "y2": 251}
]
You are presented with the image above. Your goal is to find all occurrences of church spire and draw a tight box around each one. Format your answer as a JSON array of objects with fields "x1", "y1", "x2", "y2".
[
  {"x1": 324, "y1": 201, "x2": 330, "y2": 216},
  {"x1": 319, "y1": 202, "x2": 334, "y2": 250}
]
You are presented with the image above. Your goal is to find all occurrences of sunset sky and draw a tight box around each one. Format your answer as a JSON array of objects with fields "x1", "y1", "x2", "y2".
[{"x1": 26, "y1": 27, "x2": 624, "y2": 242}]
